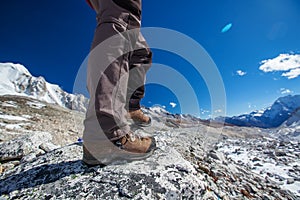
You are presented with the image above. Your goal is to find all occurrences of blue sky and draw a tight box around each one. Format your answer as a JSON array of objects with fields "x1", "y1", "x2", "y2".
[{"x1": 1, "y1": 0, "x2": 300, "y2": 118}]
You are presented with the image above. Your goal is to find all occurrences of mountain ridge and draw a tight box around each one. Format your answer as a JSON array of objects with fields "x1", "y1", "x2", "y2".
[
  {"x1": 0, "y1": 62, "x2": 88, "y2": 112},
  {"x1": 218, "y1": 95, "x2": 300, "y2": 128}
]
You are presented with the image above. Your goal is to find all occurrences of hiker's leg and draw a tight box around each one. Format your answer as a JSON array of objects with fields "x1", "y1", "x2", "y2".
[
  {"x1": 83, "y1": 1, "x2": 156, "y2": 165},
  {"x1": 127, "y1": 33, "x2": 153, "y2": 111},
  {"x1": 83, "y1": 0, "x2": 139, "y2": 146}
]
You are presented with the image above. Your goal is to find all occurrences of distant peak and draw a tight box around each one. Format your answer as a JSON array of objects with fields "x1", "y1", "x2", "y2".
[
  {"x1": 1, "y1": 62, "x2": 31, "y2": 76},
  {"x1": 0, "y1": 62, "x2": 89, "y2": 113}
]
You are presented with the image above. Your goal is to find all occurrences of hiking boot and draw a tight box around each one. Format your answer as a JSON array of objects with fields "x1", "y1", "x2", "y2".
[
  {"x1": 82, "y1": 131, "x2": 156, "y2": 166},
  {"x1": 115, "y1": 132, "x2": 156, "y2": 153},
  {"x1": 82, "y1": 145, "x2": 106, "y2": 167},
  {"x1": 128, "y1": 109, "x2": 151, "y2": 126}
]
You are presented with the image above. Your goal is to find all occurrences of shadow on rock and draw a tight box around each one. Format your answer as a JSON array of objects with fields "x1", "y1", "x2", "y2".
[{"x1": 0, "y1": 160, "x2": 97, "y2": 195}]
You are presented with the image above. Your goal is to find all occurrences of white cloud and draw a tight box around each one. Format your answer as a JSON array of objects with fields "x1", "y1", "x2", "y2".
[
  {"x1": 248, "y1": 103, "x2": 257, "y2": 109},
  {"x1": 259, "y1": 53, "x2": 300, "y2": 79},
  {"x1": 200, "y1": 109, "x2": 210, "y2": 115},
  {"x1": 214, "y1": 109, "x2": 223, "y2": 113},
  {"x1": 280, "y1": 88, "x2": 293, "y2": 95},
  {"x1": 169, "y1": 102, "x2": 177, "y2": 108},
  {"x1": 282, "y1": 68, "x2": 300, "y2": 79},
  {"x1": 236, "y1": 70, "x2": 247, "y2": 76}
]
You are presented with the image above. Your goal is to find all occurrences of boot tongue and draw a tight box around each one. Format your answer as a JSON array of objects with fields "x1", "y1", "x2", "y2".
[
  {"x1": 120, "y1": 133, "x2": 135, "y2": 145},
  {"x1": 126, "y1": 133, "x2": 136, "y2": 142}
]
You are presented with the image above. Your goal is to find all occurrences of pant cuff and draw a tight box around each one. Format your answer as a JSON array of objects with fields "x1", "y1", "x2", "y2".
[{"x1": 129, "y1": 99, "x2": 141, "y2": 111}]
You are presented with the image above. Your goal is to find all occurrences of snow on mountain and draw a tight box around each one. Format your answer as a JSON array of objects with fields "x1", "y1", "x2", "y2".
[
  {"x1": 0, "y1": 63, "x2": 88, "y2": 112},
  {"x1": 273, "y1": 108, "x2": 300, "y2": 141},
  {"x1": 219, "y1": 95, "x2": 300, "y2": 128},
  {"x1": 285, "y1": 108, "x2": 300, "y2": 127},
  {"x1": 149, "y1": 106, "x2": 169, "y2": 115}
]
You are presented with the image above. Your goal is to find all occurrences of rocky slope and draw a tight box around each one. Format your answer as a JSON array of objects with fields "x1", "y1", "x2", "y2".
[
  {"x1": 0, "y1": 63, "x2": 89, "y2": 112},
  {"x1": 0, "y1": 96, "x2": 299, "y2": 199},
  {"x1": 0, "y1": 63, "x2": 299, "y2": 199},
  {"x1": 0, "y1": 95, "x2": 84, "y2": 144}
]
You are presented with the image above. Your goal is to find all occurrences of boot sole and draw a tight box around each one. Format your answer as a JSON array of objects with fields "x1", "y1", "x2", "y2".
[
  {"x1": 128, "y1": 117, "x2": 152, "y2": 127},
  {"x1": 82, "y1": 142, "x2": 156, "y2": 166}
]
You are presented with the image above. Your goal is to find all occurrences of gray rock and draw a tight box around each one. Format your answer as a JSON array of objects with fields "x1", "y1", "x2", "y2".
[
  {"x1": 262, "y1": 194, "x2": 271, "y2": 200},
  {"x1": 202, "y1": 190, "x2": 219, "y2": 200},
  {"x1": 1, "y1": 163, "x2": 14, "y2": 172},
  {"x1": 252, "y1": 157, "x2": 260, "y2": 162},
  {"x1": 0, "y1": 132, "x2": 53, "y2": 162},
  {"x1": 254, "y1": 163, "x2": 263, "y2": 167},
  {"x1": 0, "y1": 142, "x2": 207, "y2": 199},
  {"x1": 275, "y1": 150, "x2": 287, "y2": 157},
  {"x1": 287, "y1": 178, "x2": 295, "y2": 184},
  {"x1": 39, "y1": 143, "x2": 59, "y2": 153},
  {"x1": 20, "y1": 153, "x2": 36, "y2": 163},
  {"x1": 208, "y1": 150, "x2": 226, "y2": 163}
]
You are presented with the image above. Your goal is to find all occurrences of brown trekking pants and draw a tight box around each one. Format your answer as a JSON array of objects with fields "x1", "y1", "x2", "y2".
[{"x1": 83, "y1": 0, "x2": 152, "y2": 148}]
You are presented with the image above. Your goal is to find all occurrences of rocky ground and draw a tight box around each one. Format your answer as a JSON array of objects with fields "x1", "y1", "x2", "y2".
[
  {"x1": 217, "y1": 136, "x2": 300, "y2": 197},
  {"x1": 0, "y1": 95, "x2": 299, "y2": 199},
  {"x1": 0, "y1": 95, "x2": 84, "y2": 145}
]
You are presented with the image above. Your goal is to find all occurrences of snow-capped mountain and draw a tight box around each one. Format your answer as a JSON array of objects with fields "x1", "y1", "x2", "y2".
[
  {"x1": 219, "y1": 95, "x2": 300, "y2": 128},
  {"x1": 0, "y1": 63, "x2": 88, "y2": 112},
  {"x1": 285, "y1": 107, "x2": 300, "y2": 127},
  {"x1": 273, "y1": 108, "x2": 300, "y2": 141}
]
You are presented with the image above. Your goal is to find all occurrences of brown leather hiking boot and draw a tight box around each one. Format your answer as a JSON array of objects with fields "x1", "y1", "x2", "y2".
[
  {"x1": 115, "y1": 132, "x2": 156, "y2": 153},
  {"x1": 82, "y1": 131, "x2": 156, "y2": 166},
  {"x1": 128, "y1": 109, "x2": 151, "y2": 126}
]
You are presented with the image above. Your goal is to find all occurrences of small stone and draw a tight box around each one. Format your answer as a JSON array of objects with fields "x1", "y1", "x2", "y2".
[
  {"x1": 44, "y1": 194, "x2": 53, "y2": 200},
  {"x1": 286, "y1": 178, "x2": 294, "y2": 184},
  {"x1": 210, "y1": 150, "x2": 225, "y2": 162},
  {"x1": 222, "y1": 195, "x2": 230, "y2": 200},
  {"x1": 288, "y1": 168, "x2": 295, "y2": 173},
  {"x1": 202, "y1": 190, "x2": 218, "y2": 200},
  {"x1": 245, "y1": 183, "x2": 259, "y2": 194},
  {"x1": 254, "y1": 163, "x2": 263, "y2": 167},
  {"x1": 266, "y1": 172, "x2": 273, "y2": 177},
  {"x1": 208, "y1": 152, "x2": 220, "y2": 160},
  {"x1": 262, "y1": 194, "x2": 271, "y2": 200},
  {"x1": 39, "y1": 143, "x2": 59, "y2": 153},
  {"x1": 20, "y1": 153, "x2": 36, "y2": 163},
  {"x1": 252, "y1": 157, "x2": 260, "y2": 162},
  {"x1": 176, "y1": 165, "x2": 189, "y2": 174},
  {"x1": 10, "y1": 160, "x2": 20, "y2": 166},
  {"x1": 198, "y1": 164, "x2": 210, "y2": 175},
  {"x1": 241, "y1": 189, "x2": 253, "y2": 198},
  {"x1": 2, "y1": 163, "x2": 14, "y2": 171},
  {"x1": 275, "y1": 175, "x2": 285, "y2": 182},
  {"x1": 275, "y1": 150, "x2": 286, "y2": 157}
]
